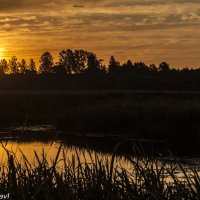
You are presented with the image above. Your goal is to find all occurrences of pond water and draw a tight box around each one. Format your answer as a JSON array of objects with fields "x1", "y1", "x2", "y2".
[
  {"x1": 0, "y1": 140, "x2": 133, "y2": 171},
  {"x1": 0, "y1": 139, "x2": 199, "y2": 185},
  {"x1": 1, "y1": 124, "x2": 200, "y2": 186},
  {"x1": 0, "y1": 123, "x2": 200, "y2": 167}
]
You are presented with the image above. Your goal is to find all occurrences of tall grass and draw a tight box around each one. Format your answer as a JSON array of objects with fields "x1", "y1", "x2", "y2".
[{"x1": 0, "y1": 144, "x2": 200, "y2": 199}]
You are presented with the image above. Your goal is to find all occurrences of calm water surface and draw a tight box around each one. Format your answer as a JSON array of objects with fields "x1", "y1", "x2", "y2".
[
  {"x1": 1, "y1": 124, "x2": 200, "y2": 184},
  {"x1": 0, "y1": 138, "x2": 199, "y2": 184},
  {"x1": 0, "y1": 140, "x2": 133, "y2": 171}
]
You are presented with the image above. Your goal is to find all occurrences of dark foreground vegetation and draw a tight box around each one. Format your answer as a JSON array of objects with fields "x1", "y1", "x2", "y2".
[
  {"x1": 0, "y1": 49, "x2": 200, "y2": 90},
  {"x1": 1, "y1": 91, "x2": 200, "y2": 142},
  {"x1": 1, "y1": 144, "x2": 200, "y2": 200}
]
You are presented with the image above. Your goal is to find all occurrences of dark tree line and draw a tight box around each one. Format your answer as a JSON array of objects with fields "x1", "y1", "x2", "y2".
[
  {"x1": 1, "y1": 48, "x2": 200, "y2": 91},
  {"x1": 1, "y1": 49, "x2": 199, "y2": 75}
]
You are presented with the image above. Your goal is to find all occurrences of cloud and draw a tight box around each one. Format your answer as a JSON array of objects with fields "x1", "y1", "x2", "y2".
[{"x1": 0, "y1": 0, "x2": 200, "y2": 67}]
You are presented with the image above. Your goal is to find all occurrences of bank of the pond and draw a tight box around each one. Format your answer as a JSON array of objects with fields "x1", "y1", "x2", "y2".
[
  {"x1": 1, "y1": 129, "x2": 200, "y2": 157},
  {"x1": 0, "y1": 91, "x2": 200, "y2": 141}
]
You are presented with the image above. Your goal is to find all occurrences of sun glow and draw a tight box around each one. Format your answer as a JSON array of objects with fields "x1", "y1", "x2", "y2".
[{"x1": 0, "y1": 48, "x2": 4, "y2": 60}]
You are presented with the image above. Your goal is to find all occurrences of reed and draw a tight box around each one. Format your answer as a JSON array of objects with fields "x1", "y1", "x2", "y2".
[{"x1": 0, "y1": 144, "x2": 199, "y2": 199}]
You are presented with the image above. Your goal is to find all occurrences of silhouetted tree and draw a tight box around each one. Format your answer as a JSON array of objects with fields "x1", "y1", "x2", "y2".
[
  {"x1": 9, "y1": 56, "x2": 19, "y2": 74},
  {"x1": 159, "y1": 62, "x2": 170, "y2": 72},
  {"x1": 74, "y1": 50, "x2": 88, "y2": 73},
  {"x1": 39, "y1": 52, "x2": 54, "y2": 74},
  {"x1": 29, "y1": 59, "x2": 36, "y2": 71},
  {"x1": 99, "y1": 59, "x2": 107, "y2": 73},
  {"x1": 26, "y1": 58, "x2": 37, "y2": 74},
  {"x1": 52, "y1": 63, "x2": 66, "y2": 75},
  {"x1": 127, "y1": 60, "x2": 133, "y2": 69},
  {"x1": 134, "y1": 62, "x2": 149, "y2": 73},
  {"x1": 58, "y1": 49, "x2": 74, "y2": 74},
  {"x1": 122, "y1": 60, "x2": 134, "y2": 72},
  {"x1": 87, "y1": 52, "x2": 101, "y2": 73},
  {"x1": 58, "y1": 49, "x2": 88, "y2": 74},
  {"x1": 19, "y1": 59, "x2": 27, "y2": 74},
  {"x1": 108, "y1": 56, "x2": 120, "y2": 73},
  {"x1": 171, "y1": 68, "x2": 179, "y2": 73},
  {"x1": 0, "y1": 59, "x2": 9, "y2": 74},
  {"x1": 149, "y1": 64, "x2": 158, "y2": 72},
  {"x1": 181, "y1": 67, "x2": 190, "y2": 74}
]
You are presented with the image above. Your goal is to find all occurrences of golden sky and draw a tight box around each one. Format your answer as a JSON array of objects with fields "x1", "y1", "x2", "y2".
[{"x1": 0, "y1": 0, "x2": 200, "y2": 68}]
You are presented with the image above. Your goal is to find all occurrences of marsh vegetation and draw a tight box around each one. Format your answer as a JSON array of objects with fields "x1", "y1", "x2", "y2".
[
  {"x1": 0, "y1": 91, "x2": 200, "y2": 143},
  {"x1": 0, "y1": 141, "x2": 200, "y2": 200}
]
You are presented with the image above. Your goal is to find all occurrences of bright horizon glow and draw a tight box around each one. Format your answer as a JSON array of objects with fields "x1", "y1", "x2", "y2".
[{"x1": 0, "y1": 48, "x2": 4, "y2": 60}]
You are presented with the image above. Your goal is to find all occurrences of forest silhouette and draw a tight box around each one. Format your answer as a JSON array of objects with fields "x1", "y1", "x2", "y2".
[{"x1": 0, "y1": 49, "x2": 200, "y2": 90}]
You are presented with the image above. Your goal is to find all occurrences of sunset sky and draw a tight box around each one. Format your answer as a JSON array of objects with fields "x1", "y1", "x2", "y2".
[{"x1": 0, "y1": 0, "x2": 200, "y2": 68}]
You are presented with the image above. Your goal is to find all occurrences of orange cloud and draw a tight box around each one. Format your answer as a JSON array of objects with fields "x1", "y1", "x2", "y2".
[{"x1": 0, "y1": 0, "x2": 199, "y2": 68}]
